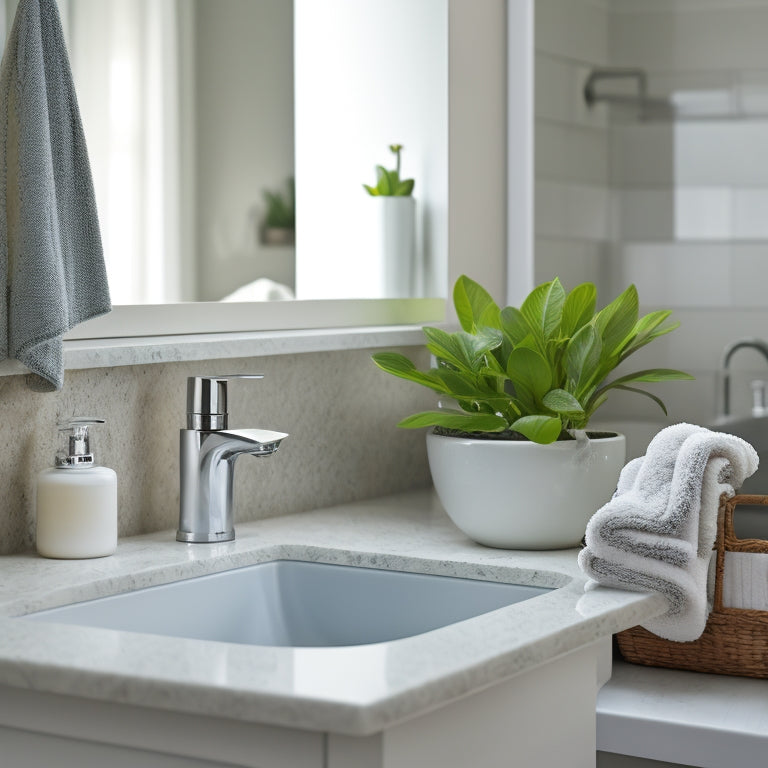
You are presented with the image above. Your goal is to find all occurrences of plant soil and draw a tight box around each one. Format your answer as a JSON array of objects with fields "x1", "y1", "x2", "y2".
[{"x1": 432, "y1": 427, "x2": 618, "y2": 441}]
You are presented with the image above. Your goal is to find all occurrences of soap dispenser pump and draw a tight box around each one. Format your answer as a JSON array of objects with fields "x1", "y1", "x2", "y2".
[{"x1": 36, "y1": 418, "x2": 117, "y2": 559}]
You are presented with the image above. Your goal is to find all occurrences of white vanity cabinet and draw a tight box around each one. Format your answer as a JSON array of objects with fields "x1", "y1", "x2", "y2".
[{"x1": 0, "y1": 640, "x2": 605, "y2": 768}]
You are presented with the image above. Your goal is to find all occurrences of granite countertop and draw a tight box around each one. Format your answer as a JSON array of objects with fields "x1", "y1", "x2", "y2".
[{"x1": 0, "y1": 489, "x2": 666, "y2": 736}]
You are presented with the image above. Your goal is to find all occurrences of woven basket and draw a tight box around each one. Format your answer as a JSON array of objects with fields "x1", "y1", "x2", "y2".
[{"x1": 616, "y1": 494, "x2": 768, "y2": 679}]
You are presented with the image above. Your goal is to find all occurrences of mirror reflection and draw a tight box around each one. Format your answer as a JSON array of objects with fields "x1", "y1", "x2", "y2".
[{"x1": 47, "y1": 0, "x2": 447, "y2": 305}]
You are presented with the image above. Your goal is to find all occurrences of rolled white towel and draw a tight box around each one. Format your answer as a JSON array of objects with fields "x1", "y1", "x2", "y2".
[{"x1": 578, "y1": 423, "x2": 758, "y2": 641}]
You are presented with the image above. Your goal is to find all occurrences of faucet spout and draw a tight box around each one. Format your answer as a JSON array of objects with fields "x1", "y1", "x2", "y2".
[
  {"x1": 208, "y1": 428, "x2": 288, "y2": 458},
  {"x1": 720, "y1": 338, "x2": 768, "y2": 417}
]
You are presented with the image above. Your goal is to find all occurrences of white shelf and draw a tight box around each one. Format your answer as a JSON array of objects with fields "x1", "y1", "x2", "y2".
[{"x1": 597, "y1": 660, "x2": 768, "y2": 768}]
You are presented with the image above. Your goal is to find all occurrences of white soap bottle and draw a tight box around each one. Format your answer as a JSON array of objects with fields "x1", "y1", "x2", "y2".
[{"x1": 36, "y1": 418, "x2": 118, "y2": 559}]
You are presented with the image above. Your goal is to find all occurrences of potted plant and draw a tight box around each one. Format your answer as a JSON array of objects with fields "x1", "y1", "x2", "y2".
[
  {"x1": 372, "y1": 275, "x2": 693, "y2": 549},
  {"x1": 261, "y1": 177, "x2": 295, "y2": 246},
  {"x1": 363, "y1": 144, "x2": 416, "y2": 298}
]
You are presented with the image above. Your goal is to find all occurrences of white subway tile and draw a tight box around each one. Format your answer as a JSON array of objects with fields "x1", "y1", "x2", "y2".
[
  {"x1": 612, "y1": 0, "x2": 768, "y2": 15},
  {"x1": 673, "y1": 121, "x2": 768, "y2": 186},
  {"x1": 615, "y1": 189, "x2": 676, "y2": 241},
  {"x1": 535, "y1": 237, "x2": 612, "y2": 294},
  {"x1": 610, "y1": 5, "x2": 768, "y2": 72},
  {"x1": 614, "y1": 242, "x2": 731, "y2": 306},
  {"x1": 612, "y1": 121, "x2": 768, "y2": 187},
  {"x1": 733, "y1": 189, "x2": 768, "y2": 239},
  {"x1": 536, "y1": 0, "x2": 609, "y2": 66},
  {"x1": 535, "y1": 182, "x2": 610, "y2": 240},
  {"x1": 537, "y1": 120, "x2": 610, "y2": 185},
  {"x1": 728, "y1": 243, "x2": 768, "y2": 305},
  {"x1": 614, "y1": 187, "x2": 768, "y2": 242},
  {"x1": 674, "y1": 188, "x2": 733, "y2": 240},
  {"x1": 611, "y1": 124, "x2": 677, "y2": 186}
]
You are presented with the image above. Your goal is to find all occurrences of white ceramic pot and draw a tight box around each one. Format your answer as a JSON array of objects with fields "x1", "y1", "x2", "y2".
[
  {"x1": 371, "y1": 196, "x2": 416, "y2": 298},
  {"x1": 426, "y1": 430, "x2": 627, "y2": 550}
]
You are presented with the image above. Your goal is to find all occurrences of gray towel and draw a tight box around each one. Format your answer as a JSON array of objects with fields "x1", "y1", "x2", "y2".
[
  {"x1": 0, "y1": 0, "x2": 111, "y2": 391},
  {"x1": 578, "y1": 423, "x2": 759, "y2": 641}
]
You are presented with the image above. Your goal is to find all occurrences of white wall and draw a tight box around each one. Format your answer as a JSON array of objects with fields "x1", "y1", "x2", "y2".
[{"x1": 294, "y1": 0, "x2": 448, "y2": 300}]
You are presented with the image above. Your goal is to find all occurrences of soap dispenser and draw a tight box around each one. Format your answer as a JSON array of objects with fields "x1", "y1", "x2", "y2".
[{"x1": 36, "y1": 418, "x2": 118, "y2": 559}]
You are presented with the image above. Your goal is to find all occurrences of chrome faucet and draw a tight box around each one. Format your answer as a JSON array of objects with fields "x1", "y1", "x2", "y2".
[
  {"x1": 177, "y1": 375, "x2": 288, "y2": 543},
  {"x1": 720, "y1": 338, "x2": 768, "y2": 417}
]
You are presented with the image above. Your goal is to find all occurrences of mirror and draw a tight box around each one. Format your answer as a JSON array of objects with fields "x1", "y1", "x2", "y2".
[{"x1": 52, "y1": 0, "x2": 448, "y2": 306}]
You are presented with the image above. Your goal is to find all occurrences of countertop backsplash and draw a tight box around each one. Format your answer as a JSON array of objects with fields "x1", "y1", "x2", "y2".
[{"x1": 0, "y1": 346, "x2": 435, "y2": 555}]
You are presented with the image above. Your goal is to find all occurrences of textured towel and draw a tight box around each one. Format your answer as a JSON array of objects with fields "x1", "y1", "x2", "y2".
[
  {"x1": 0, "y1": 0, "x2": 111, "y2": 391},
  {"x1": 578, "y1": 423, "x2": 758, "y2": 641}
]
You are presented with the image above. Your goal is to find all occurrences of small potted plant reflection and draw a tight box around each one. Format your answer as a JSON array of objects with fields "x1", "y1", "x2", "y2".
[
  {"x1": 261, "y1": 177, "x2": 295, "y2": 246},
  {"x1": 363, "y1": 144, "x2": 415, "y2": 197},
  {"x1": 363, "y1": 144, "x2": 416, "y2": 298}
]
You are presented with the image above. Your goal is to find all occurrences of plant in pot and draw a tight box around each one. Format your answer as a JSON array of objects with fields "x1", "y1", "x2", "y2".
[
  {"x1": 372, "y1": 275, "x2": 693, "y2": 549},
  {"x1": 363, "y1": 144, "x2": 415, "y2": 298},
  {"x1": 261, "y1": 177, "x2": 295, "y2": 246}
]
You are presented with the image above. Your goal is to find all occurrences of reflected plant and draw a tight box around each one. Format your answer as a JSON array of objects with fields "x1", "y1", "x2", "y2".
[
  {"x1": 363, "y1": 144, "x2": 415, "y2": 197},
  {"x1": 263, "y1": 177, "x2": 295, "y2": 230}
]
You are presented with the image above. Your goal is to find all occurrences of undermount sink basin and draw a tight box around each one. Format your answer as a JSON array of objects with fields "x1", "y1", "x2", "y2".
[{"x1": 25, "y1": 560, "x2": 552, "y2": 647}]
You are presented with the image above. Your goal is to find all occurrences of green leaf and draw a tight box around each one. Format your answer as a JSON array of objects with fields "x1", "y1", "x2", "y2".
[
  {"x1": 563, "y1": 323, "x2": 602, "y2": 392},
  {"x1": 479, "y1": 305, "x2": 502, "y2": 331},
  {"x1": 542, "y1": 388, "x2": 585, "y2": 416},
  {"x1": 454, "y1": 275, "x2": 499, "y2": 333},
  {"x1": 430, "y1": 370, "x2": 512, "y2": 413},
  {"x1": 621, "y1": 311, "x2": 679, "y2": 360},
  {"x1": 612, "y1": 385, "x2": 669, "y2": 416},
  {"x1": 363, "y1": 184, "x2": 379, "y2": 196},
  {"x1": 588, "y1": 369, "x2": 693, "y2": 417},
  {"x1": 371, "y1": 352, "x2": 445, "y2": 390},
  {"x1": 395, "y1": 179, "x2": 414, "y2": 196},
  {"x1": 506, "y1": 347, "x2": 552, "y2": 401},
  {"x1": 376, "y1": 166, "x2": 392, "y2": 195},
  {"x1": 398, "y1": 409, "x2": 508, "y2": 432},
  {"x1": 594, "y1": 284, "x2": 639, "y2": 357},
  {"x1": 423, "y1": 327, "x2": 501, "y2": 372},
  {"x1": 500, "y1": 306, "x2": 532, "y2": 346},
  {"x1": 601, "y1": 368, "x2": 695, "y2": 389},
  {"x1": 560, "y1": 283, "x2": 597, "y2": 337},
  {"x1": 520, "y1": 278, "x2": 566, "y2": 343},
  {"x1": 510, "y1": 415, "x2": 563, "y2": 444}
]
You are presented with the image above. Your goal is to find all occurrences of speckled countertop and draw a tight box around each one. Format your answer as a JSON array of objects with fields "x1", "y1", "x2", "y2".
[{"x1": 0, "y1": 490, "x2": 666, "y2": 736}]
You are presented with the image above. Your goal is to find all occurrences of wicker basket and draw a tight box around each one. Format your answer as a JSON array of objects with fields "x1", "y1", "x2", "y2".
[{"x1": 616, "y1": 494, "x2": 768, "y2": 679}]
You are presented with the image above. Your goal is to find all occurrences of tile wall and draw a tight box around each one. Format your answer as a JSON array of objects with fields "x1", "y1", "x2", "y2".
[
  {"x1": 536, "y1": 0, "x2": 768, "y2": 426},
  {"x1": 534, "y1": 0, "x2": 613, "y2": 294}
]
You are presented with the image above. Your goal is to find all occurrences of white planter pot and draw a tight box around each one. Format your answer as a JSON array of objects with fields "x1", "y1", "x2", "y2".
[
  {"x1": 371, "y1": 196, "x2": 416, "y2": 298},
  {"x1": 426, "y1": 430, "x2": 627, "y2": 550}
]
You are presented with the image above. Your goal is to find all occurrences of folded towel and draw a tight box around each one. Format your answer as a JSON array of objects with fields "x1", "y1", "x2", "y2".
[
  {"x1": 0, "y1": 0, "x2": 111, "y2": 391},
  {"x1": 578, "y1": 423, "x2": 758, "y2": 641}
]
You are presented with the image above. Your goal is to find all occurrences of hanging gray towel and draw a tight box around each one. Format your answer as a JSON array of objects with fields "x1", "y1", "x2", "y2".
[{"x1": 0, "y1": 0, "x2": 111, "y2": 392}]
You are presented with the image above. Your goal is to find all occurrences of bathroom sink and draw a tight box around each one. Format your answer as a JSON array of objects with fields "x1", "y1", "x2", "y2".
[{"x1": 24, "y1": 560, "x2": 551, "y2": 647}]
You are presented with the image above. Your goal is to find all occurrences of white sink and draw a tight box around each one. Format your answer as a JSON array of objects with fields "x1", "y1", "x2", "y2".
[{"x1": 25, "y1": 560, "x2": 551, "y2": 647}]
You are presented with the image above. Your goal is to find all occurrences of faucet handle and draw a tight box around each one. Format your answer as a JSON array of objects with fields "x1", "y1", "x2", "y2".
[{"x1": 187, "y1": 375, "x2": 264, "y2": 430}]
